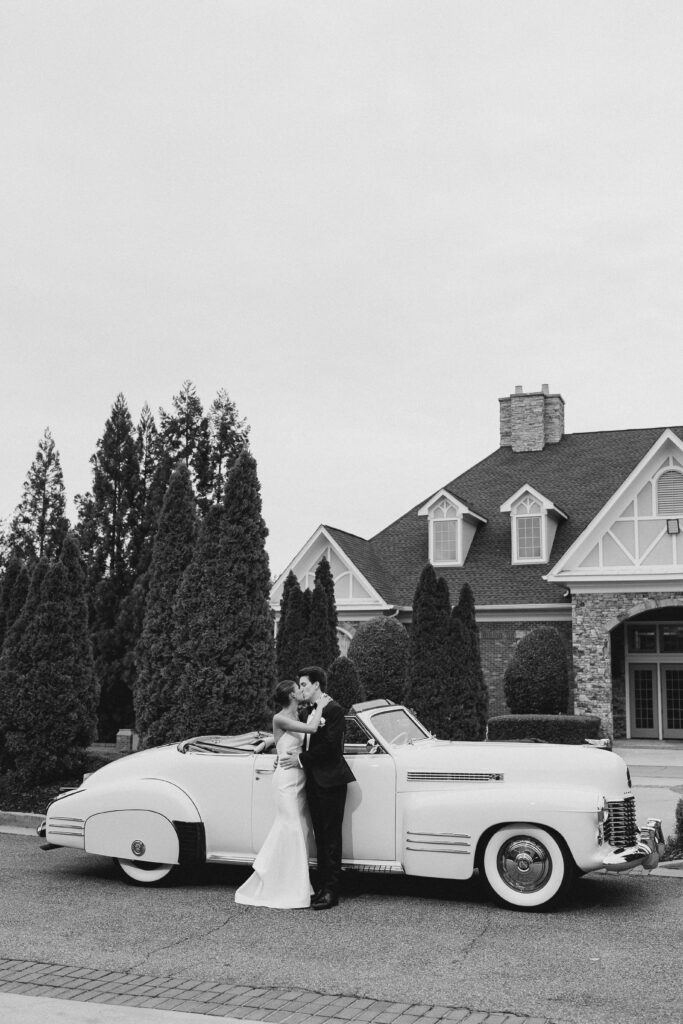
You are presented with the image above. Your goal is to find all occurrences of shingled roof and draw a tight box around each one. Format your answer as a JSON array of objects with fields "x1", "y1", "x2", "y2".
[{"x1": 326, "y1": 425, "x2": 683, "y2": 608}]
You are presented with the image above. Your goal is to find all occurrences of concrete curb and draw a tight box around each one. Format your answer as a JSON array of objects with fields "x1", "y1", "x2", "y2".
[{"x1": 0, "y1": 811, "x2": 43, "y2": 831}]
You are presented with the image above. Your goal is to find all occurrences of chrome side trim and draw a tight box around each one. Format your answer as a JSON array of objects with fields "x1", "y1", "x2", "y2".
[
  {"x1": 406, "y1": 830, "x2": 472, "y2": 854},
  {"x1": 406, "y1": 771, "x2": 503, "y2": 783}
]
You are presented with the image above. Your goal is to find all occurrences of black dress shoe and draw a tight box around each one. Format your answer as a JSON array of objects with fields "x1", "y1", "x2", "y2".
[
  {"x1": 311, "y1": 889, "x2": 325, "y2": 904},
  {"x1": 312, "y1": 891, "x2": 338, "y2": 910}
]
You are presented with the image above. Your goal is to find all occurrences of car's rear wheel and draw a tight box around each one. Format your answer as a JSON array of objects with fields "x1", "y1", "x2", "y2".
[
  {"x1": 115, "y1": 858, "x2": 177, "y2": 886},
  {"x1": 481, "y1": 825, "x2": 573, "y2": 910}
]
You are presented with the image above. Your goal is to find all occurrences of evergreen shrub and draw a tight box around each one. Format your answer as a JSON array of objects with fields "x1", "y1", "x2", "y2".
[
  {"x1": 503, "y1": 625, "x2": 570, "y2": 714},
  {"x1": 327, "y1": 656, "x2": 364, "y2": 710},
  {"x1": 487, "y1": 714, "x2": 601, "y2": 744},
  {"x1": 347, "y1": 616, "x2": 408, "y2": 702}
]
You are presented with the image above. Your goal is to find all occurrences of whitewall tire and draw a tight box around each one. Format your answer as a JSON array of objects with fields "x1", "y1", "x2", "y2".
[
  {"x1": 482, "y1": 825, "x2": 572, "y2": 909},
  {"x1": 115, "y1": 859, "x2": 176, "y2": 886}
]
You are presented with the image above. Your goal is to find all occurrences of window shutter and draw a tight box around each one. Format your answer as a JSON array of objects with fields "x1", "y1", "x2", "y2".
[{"x1": 657, "y1": 471, "x2": 683, "y2": 516}]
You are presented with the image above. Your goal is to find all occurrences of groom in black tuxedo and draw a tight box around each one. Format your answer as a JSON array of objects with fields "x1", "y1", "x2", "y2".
[{"x1": 280, "y1": 664, "x2": 355, "y2": 910}]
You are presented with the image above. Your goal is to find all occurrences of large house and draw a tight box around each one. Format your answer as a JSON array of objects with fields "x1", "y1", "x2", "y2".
[{"x1": 271, "y1": 386, "x2": 683, "y2": 742}]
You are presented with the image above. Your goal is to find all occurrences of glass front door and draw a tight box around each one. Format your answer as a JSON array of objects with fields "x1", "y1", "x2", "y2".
[
  {"x1": 662, "y1": 665, "x2": 683, "y2": 739},
  {"x1": 628, "y1": 664, "x2": 659, "y2": 738}
]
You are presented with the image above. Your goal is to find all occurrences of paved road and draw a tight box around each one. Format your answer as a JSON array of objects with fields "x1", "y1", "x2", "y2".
[{"x1": 1, "y1": 833, "x2": 681, "y2": 1024}]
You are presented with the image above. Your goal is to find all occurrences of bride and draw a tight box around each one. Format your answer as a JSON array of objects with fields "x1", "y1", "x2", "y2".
[{"x1": 235, "y1": 679, "x2": 330, "y2": 909}]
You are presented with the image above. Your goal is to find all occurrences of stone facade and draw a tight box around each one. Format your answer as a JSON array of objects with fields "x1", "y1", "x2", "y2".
[
  {"x1": 572, "y1": 590, "x2": 683, "y2": 738},
  {"x1": 499, "y1": 385, "x2": 565, "y2": 453}
]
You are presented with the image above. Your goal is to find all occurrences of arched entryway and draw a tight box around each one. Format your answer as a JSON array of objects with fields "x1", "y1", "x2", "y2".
[{"x1": 612, "y1": 607, "x2": 683, "y2": 739}]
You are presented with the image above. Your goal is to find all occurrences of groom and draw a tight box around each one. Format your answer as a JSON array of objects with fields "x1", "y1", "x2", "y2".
[{"x1": 280, "y1": 665, "x2": 355, "y2": 910}]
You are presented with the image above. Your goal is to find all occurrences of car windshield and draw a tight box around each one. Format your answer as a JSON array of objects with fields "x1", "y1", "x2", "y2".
[{"x1": 368, "y1": 708, "x2": 431, "y2": 746}]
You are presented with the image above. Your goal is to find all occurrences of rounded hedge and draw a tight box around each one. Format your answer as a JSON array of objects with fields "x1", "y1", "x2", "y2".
[
  {"x1": 347, "y1": 616, "x2": 409, "y2": 703},
  {"x1": 503, "y1": 625, "x2": 570, "y2": 714},
  {"x1": 487, "y1": 714, "x2": 601, "y2": 745}
]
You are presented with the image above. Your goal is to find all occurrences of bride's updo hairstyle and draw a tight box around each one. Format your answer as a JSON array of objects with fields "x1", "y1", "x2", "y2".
[{"x1": 273, "y1": 680, "x2": 297, "y2": 710}]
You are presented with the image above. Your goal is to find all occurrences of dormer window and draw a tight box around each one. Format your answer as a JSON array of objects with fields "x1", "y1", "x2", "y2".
[
  {"x1": 418, "y1": 489, "x2": 487, "y2": 568},
  {"x1": 501, "y1": 486, "x2": 567, "y2": 565},
  {"x1": 431, "y1": 500, "x2": 459, "y2": 564},
  {"x1": 515, "y1": 496, "x2": 543, "y2": 560}
]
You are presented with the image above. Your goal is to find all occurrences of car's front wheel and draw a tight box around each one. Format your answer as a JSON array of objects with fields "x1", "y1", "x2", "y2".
[
  {"x1": 481, "y1": 825, "x2": 573, "y2": 910},
  {"x1": 115, "y1": 858, "x2": 177, "y2": 886}
]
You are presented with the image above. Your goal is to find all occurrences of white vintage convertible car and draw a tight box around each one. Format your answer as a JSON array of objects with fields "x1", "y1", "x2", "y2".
[{"x1": 38, "y1": 700, "x2": 664, "y2": 909}]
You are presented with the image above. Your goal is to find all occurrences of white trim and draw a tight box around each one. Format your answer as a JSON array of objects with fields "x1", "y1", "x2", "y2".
[
  {"x1": 500, "y1": 484, "x2": 567, "y2": 518},
  {"x1": 417, "y1": 488, "x2": 487, "y2": 523},
  {"x1": 566, "y1": 580, "x2": 683, "y2": 594},
  {"x1": 475, "y1": 603, "x2": 572, "y2": 622},
  {"x1": 547, "y1": 428, "x2": 683, "y2": 582},
  {"x1": 269, "y1": 525, "x2": 391, "y2": 612}
]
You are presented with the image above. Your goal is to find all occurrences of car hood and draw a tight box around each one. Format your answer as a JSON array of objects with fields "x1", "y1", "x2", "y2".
[{"x1": 391, "y1": 739, "x2": 630, "y2": 794}]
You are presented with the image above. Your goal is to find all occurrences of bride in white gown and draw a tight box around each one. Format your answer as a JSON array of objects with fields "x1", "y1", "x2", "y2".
[{"x1": 235, "y1": 680, "x2": 329, "y2": 909}]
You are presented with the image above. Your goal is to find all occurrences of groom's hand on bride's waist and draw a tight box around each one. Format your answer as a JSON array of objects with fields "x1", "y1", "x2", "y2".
[{"x1": 279, "y1": 753, "x2": 301, "y2": 770}]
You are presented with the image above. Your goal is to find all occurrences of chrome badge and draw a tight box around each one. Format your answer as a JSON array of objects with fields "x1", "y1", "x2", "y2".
[{"x1": 131, "y1": 840, "x2": 146, "y2": 857}]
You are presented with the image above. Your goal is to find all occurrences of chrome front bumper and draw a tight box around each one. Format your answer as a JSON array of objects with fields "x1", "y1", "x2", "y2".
[{"x1": 602, "y1": 817, "x2": 665, "y2": 872}]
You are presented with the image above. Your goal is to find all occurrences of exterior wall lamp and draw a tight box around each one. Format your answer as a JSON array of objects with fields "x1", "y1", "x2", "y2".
[{"x1": 666, "y1": 518, "x2": 680, "y2": 534}]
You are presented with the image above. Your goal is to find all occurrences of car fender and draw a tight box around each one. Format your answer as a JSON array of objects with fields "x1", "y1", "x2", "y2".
[
  {"x1": 400, "y1": 785, "x2": 603, "y2": 879},
  {"x1": 45, "y1": 778, "x2": 202, "y2": 862}
]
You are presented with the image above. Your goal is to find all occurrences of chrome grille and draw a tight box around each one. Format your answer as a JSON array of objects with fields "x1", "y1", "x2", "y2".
[
  {"x1": 604, "y1": 796, "x2": 638, "y2": 847},
  {"x1": 406, "y1": 771, "x2": 503, "y2": 783}
]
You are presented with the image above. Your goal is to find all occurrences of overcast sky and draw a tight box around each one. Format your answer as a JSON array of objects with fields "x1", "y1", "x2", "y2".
[{"x1": 2, "y1": 1, "x2": 683, "y2": 578}]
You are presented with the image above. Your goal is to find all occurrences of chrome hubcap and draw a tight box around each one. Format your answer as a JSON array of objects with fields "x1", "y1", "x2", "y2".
[{"x1": 497, "y1": 836, "x2": 552, "y2": 893}]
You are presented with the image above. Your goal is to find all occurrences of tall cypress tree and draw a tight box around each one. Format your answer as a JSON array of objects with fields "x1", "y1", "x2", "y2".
[
  {"x1": 166, "y1": 504, "x2": 227, "y2": 740},
  {"x1": 159, "y1": 381, "x2": 212, "y2": 508},
  {"x1": 314, "y1": 557, "x2": 340, "y2": 664},
  {"x1": 451, "y1": 583, "x2": 488, "y2": 739},
  {"x1": 9, "y1": 428, "x2": 69, "y2": 562},
  {"x1": 76, "y1": 394, "x2": 141, "y2": 740},
  {"x1": 219, "y1": 451, "x2": 275, "y2": 731},
  {"x1": 405, "y1": 564, "x2": 452, "y2": 736},
  {"x1": 305, "y1": 577, "x2": 335, "y2": 669},
  {"x1": 0, "y1": 557, "x2": 29, "y2": 652},
  {"x1": 276, "y1": 571, "x2": 300, "y2": 679},
  {"x1": 130, "y1": 403, "x2": 162, "y2": 580},
  {"x1": 0, "y1": 558, "x2": 50, "y2": 775},
  {"x1": 172, "y1": 451, "x2": 274, "y2": 737},
  {"x1": 0, "y1": 538, "x2": 97, "y2": 784},
  {"x1": 134, "y1": 464, "x2": 197, "y2": 747},
  {"x1": 208, "y1": 388, "x2": 250, "y2": 502}
]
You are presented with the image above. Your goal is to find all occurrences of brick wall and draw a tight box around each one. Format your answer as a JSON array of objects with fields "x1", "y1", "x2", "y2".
[{"x1": 479, "y1": 619, "x2": 574, "y2": 716}]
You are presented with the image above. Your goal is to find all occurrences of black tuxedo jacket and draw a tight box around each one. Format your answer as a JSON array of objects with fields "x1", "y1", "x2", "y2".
[{"x1": 299, "y1": 699, "x2": 356, "y2": 788}]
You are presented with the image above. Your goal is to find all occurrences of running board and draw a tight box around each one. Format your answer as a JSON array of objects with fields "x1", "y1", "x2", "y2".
[{"x1": 206, "y1": 852, "x2": 403, "y2": 874}]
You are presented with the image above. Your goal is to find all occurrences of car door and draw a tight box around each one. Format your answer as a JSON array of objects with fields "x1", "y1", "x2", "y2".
[{"x1": 342, "y1": 717, "x2": 396, "y2": 863}]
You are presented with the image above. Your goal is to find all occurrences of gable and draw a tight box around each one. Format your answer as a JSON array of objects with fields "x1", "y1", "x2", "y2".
[
  {"x1": 547, "y1": 429, "x2": 683, "y2": 584},
  {"x1": 270, "y1": 526, "x2": 390, "y2": 612}
]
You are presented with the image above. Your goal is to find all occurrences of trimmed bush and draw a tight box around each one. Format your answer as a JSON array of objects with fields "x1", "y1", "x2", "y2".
[
  {"x1": 503, "y1": 625, "x2": 570, "y2": 714},
  {"x1": 487, "y1": 714, "x2": 601, "y2": 745},
  {"x1": 327, "y1": 655, "x2": 364, "y2": 711},
  {"x1": 347, "y1": 616, "x2": 408, "y2": 703}
]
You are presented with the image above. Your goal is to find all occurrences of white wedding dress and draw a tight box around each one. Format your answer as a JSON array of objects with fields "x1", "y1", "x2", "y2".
[{"x1": 234, "y1": 731, "x2": 313, "y2": 909}]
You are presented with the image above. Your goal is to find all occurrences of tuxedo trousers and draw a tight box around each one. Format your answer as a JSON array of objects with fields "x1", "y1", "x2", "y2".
[{"x1": 305, "y1": 777, "x2": 347, "y2": 895}]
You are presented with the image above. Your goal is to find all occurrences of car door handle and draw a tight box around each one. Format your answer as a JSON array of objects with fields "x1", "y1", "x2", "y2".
[{"x1": 255, "y1": 768, "x2": 275, "y2": 777}]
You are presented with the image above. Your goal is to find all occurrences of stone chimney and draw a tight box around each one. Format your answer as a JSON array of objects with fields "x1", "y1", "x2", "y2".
[{"x1": 499, "y1": 384, "x2": 565, "y2": 452}]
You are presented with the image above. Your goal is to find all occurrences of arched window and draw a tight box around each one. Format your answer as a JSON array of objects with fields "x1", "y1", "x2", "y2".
[
  {"x1": 656, "y1": 470, "x2": 683, "y2": 517},
  {"x1": 513, "y1": 495, "x2": 543, "y2": 560},
  {"x1": 430, "y1": 499, "x2": 459, "y2": 565}
]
